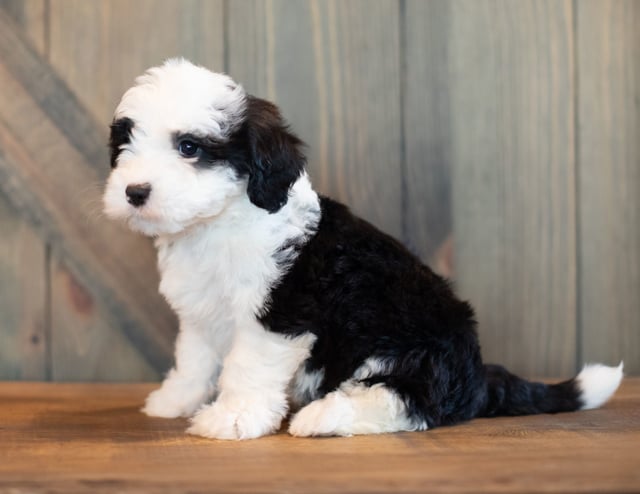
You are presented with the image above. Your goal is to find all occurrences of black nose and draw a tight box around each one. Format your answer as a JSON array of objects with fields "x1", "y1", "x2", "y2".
[{"x1": 125, "y1": 183, "x2": 152, "y2": 207}]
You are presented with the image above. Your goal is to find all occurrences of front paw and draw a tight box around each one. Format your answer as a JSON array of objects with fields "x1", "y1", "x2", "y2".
[
  {"x1": 186, "y1": 397, "x2": 284, "y2": 440},
  {"x1": 142, "y1": 386, "x2": 205, "y2": 419}
]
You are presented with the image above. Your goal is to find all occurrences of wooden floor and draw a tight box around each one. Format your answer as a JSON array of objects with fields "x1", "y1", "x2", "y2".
[{"x1": 1, "y1": 380, "x2": 639, "y2": 494}]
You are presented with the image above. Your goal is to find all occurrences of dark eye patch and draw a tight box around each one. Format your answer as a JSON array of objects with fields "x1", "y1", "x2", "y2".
[
  {"x1": 172, "y1": 132, "x2": 229, "y2": 168},
  {"x1": 109, "y1": 117, "x2": 135, "y2": 168}
]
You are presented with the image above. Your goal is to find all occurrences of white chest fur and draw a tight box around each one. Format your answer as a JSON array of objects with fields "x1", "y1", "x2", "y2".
[
  {"x1": 141, "y1": 176, "x2": 321, "y2": 425},
  {"x1": 155, "y1": 174, "x2": 320, "y2": 330}
]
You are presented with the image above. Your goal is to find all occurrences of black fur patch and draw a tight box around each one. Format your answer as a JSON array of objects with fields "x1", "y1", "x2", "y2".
[
  {"x1": 172, "y1": 96, "x2": 305, "y2": 213},
  {"x1": 109, "y1": 117, "x2": 135, "y2": 168},
  {"x1": 223, "y1": 96, "x2": 306, "y2": 213},
  {"x1": 260, "y1": 198, "x2": 582, "y2": 428},
  {"x1": 171, "y1": 132, "x2": 228, "y2": 166},
  {"x1": 480, "y1": 365, "x2": 580, "y2": 417}
]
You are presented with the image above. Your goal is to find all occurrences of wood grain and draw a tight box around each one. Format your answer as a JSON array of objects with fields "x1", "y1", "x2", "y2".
[
  {"x1": 576, "y1": 1, "x2": 640, "y2": 374},
  {"x1": 227, "y1": 0, "x2": 403, "y2": 238},
  {"x1": 0, "y1": 0, "x2": 48, "y2": 381},
  {"x1": 403, "y1": 0, "x2": 454, "y2": 272},
  {"x1": 48, "y1": 0, "x2": 225, "y2": 125},
  {"x1": 0, "y1": 9, "x2": 176, "y2": 373},
  {"x1": 0, "y1": 1, "x2": 638, "y2": 381},
  {"x1": 448, "y1": 0, "x2": 577, "y2": 377},
  {"x1": 0, "y1": 380, "x2": 638, "y2": 493},
  {"x1": 0, "y1": 0, "x2": 47, "y2": 54},
  {"x1": 0, "y1": 192, "x2": 47, "y2": 380},
  {"x1": 50, "y1": 258, "x2": 158, "y2": 381}
]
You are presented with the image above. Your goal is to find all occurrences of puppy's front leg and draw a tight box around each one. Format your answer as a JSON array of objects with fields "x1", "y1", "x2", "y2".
[
  {"x1": 187, "y1": 320, "x2": 315, "y2": 440},
  {"x1": 143, "y1": 325, "x2": 224, "y2": 418}
]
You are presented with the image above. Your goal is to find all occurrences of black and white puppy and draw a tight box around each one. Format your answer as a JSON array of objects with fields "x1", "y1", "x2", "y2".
[{"x1": 104, "y1": 59, "x2": 623, "y2": 440}]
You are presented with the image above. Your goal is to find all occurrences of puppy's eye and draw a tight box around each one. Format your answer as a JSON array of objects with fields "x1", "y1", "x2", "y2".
[{"x1": 178, "y1": 140, "x2": 200, "y2": 158}]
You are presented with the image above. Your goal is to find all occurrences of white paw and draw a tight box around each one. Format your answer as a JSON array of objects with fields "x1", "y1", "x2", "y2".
[
  {"x1": 187, "y1": 398, "x2": 283, "y2": 440},
  {"x1": 142, "y1": 385, "x2": 208, "y2": 419},
  {"x1": 288, "y1": 392, "x2": 354, "y2": 437}
]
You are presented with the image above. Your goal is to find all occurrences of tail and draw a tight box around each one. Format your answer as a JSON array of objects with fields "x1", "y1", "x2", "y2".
[{"x1": 480, "y1": 362, "x2": 624, "y2": 417}]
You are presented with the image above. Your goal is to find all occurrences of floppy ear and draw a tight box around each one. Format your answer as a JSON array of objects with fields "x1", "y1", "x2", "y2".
[{"x1": 239, "y1": 96, "x2": 306, "y2": 213}]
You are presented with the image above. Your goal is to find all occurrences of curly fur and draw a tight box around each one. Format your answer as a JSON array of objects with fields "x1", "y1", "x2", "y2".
[{"x1": 103, "y1": 59, "x2": 623, "y2": 439}]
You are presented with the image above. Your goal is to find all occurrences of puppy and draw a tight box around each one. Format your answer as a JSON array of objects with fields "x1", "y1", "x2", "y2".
[{"x1": 103, "y1": 59, "x2": 623, "y2": 439}]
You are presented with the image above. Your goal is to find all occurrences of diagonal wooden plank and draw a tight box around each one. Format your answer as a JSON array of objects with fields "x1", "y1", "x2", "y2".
[
  {"x1": 50, "y1": 255, "x2": 159, "y2": 382},
  {"x1": 0, "y1": 0, "x2": 47, "y2": 54},
  {"x1": 0, "y1": 190, "x2": 47, "y2": 380},
  {"x1": 0, "y1": 9, "x2": 104, "y2": 170},
  {"x1": 0, "y1": 9, "x2": 176, "y2": 372},
  {"x1": 0, "y1": 0, "x2": 49, "y2": 380}
]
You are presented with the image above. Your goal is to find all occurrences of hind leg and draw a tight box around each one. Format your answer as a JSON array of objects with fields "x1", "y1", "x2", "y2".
[{"x1": 289, "y1": 382, "x2": 426, "y2": 437}]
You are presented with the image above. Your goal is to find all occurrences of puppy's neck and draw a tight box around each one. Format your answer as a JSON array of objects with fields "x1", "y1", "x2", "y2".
[{"x1": 154, "y1": 173, "x2": 321, "y2": 318}]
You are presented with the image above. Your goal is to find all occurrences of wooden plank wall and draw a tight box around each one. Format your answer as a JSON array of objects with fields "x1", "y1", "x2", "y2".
[
  {"x1": 577, "y1": 0, "x2": 640, "y2": 376},
  {"x1": 0, "y1": 0, "x2": 637, "y2": 380},
  {"x1": 448, "y1": 0, "x2": 577, "y2": 376}
]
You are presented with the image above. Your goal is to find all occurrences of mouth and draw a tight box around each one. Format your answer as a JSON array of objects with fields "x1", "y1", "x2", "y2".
[
  {"x1": 125, "y1": 209, "x2": 194, "y2": 237},
  {"x1": 125, "y1": 214, "x2": 161, "y2": 236}
]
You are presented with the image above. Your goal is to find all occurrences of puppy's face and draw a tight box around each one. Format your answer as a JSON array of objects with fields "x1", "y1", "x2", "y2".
[{"x1": 103, "y1": 59, "x2": 304, "y2": 236}]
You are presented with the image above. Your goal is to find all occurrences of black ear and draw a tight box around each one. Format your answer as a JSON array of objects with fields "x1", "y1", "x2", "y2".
[{"x1": 239, "y1": 96, "x2": 306, "y2": 213}]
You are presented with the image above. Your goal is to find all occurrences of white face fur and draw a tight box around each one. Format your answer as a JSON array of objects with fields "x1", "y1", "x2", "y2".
[{"x1": 103, "y1": 59, "x2": 249, "y2": 236}]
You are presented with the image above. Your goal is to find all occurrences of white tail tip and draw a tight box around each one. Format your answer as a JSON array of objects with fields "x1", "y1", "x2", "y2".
[{"x1": 577, "y1": 362, "x2": 624, "y2": 410}]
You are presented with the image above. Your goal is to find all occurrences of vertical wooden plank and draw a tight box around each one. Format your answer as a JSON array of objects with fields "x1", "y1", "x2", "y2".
[
  {"x1": 449, "y1": 1, "x2": 576, "y2": 376},
  {"x1": 228, "y1": 0, "x2": 403, "y2": 238},
  {"x1": 49, "y1": 0, "x2": 225, "y2": 125},
  {"x1": 404, "y1": 0, "x2": 453, "y2": 274},
  {"x1": 47, "y1": 0, "x2": 224, "y2": 380},
  {"x1": 0, "y1": 192, "x2": 47, "y2": 379},
  {"x1": 577, "y1": 1, "x2": 640, "y2": 374},
  {"x1": 0, "y1": 0, "x2": 48, "y2": 380}
]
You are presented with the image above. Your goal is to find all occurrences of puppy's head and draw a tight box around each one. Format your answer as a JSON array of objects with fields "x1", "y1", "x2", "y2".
[{"x1": 103, "y1": 58, "x2": 305, "y2": 236}]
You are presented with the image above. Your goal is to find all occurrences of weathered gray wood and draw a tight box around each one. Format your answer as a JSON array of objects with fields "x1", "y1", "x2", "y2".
[
  {"x1": 577, "y1": 1, "x2": 640, "y2": 374},
  {"x1": 0, "y1": 0, "x2": 48, "y2": 380},
  {"x1": 0, "y1": 9, "x2": 176, "y2": 373},
  {"x1": 0, "y1": 0, "x2": 47, "y2": 55},
  {"x1": 227, "y1": 0, "x2": 403, "y2": 238},
  {"x1": 49, "y1": 0, "x2": 225, "y2": 125},
  {"x1": 0, "y1": 190, "x2": 47, "y2": 380},
  {"x1": 403, "y1": 0, "x2": 453, "y2": 274},
  {"x1": 50, "y1": 257, "x2": 158, "y2": 381},
  {"x1": 0, "y1": 0, "x2": 638, "y2": 381},
  {"x1": 448, "y1": 0, "x2": 576, "y2": 376}
]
